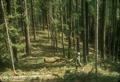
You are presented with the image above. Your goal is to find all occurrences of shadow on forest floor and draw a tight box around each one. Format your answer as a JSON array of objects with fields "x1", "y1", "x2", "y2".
[
  {"x1": 16, "y1": 63, "x2": 66, "y2": 71},
  {"x1": 30, "y1": 32, "x2": 69, "y2": 57}
]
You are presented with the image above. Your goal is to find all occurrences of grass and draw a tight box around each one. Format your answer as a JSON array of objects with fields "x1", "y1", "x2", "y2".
[
  {"x1": 1, "y1": 63, "x2": 119, "y2": 82},
  {"x1": 64, "y1": 71, "x2": 119, "y2": 82}
]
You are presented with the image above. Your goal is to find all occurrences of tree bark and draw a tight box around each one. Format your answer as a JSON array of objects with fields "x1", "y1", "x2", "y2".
[
  {"x1": 68, "y1": 0, "x2": 72, "y2": 58},
  {"x1": 24, "y1": 0, "x2": 31, "y2": 56},
  {"x1": 30, "y1": 0, "x2": 36, "y2": 40},
  {"x1": 0, "y1": 0, "x2": 16, "y2": 74},
  {"x1": 95, "y1": 0, "x2": 99, "y2": 78}
]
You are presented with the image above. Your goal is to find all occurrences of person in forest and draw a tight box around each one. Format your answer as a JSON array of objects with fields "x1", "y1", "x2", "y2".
[{"x1": 75, "y1": 52, "x2": 82, "y2": 69}]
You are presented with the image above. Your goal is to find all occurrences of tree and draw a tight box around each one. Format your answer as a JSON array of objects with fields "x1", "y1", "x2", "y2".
[
  {"x1": 24, "y1": 0, "x2": 31, "y2": 55},
  {"x1": 60, "y1": 0, "x2": 65, "y2": 57},
  {"x1": 95, "y1": 0, "x2": 99, "y2": 78},
  {"x1": 0, "y1": 0, "x2": 16, "y2": 74},
  {"x1": 82, "y1": 0, "x2": 89, "y2": 64},
  {"x1": 30, "y1": 0, "x2": 36, "y2": 40},
  {"x1": 67, "y1": 0, "x2": 72, "y2": 58}
]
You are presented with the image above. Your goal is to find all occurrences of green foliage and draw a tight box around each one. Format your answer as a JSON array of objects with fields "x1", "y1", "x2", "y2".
[
  {"x1": 0, "y1": 25, "x2": 12, "y2": 68},
  {"x1": 9, "y1": 26, "x2": 19, "y2": 38},
  {"x1": 0, "y1": 23, "x2": 23, "y2": 64}
]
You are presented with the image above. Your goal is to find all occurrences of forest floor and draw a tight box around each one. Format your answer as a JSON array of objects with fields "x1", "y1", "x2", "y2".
[{"x1": 0, "y1": 30, "x2": 120, "y2": 82}]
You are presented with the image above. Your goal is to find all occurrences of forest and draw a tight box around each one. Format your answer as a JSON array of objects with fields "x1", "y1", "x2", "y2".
[{"x1": 0, "y1": 0, "x2": 120, "y2": 82}]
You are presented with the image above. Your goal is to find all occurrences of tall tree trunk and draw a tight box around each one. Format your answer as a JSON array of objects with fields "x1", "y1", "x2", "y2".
[
  {"x1": 95, "y1": 0, "x2": 99, "y2": 79},
  {"x1": 12, "y1": 0, "x2": 19, "y2": 63},
  {"x1": 82, "y1": 0, "x2": 88, "y2": 64},
  {"x1": 75, "y1": 0, "x2": 79, "y2": 51},
  {"x1": 98, "y1": 0, "x2": 106, "y2": 61},
  {"x1": 30, "y1": 0, "x2": 36, "y2": 40},
  {"x1": 0, "y1": 0, "x2": 16, "y2": 74},
  {"x1": 68, "y1": 0, "x2": 72, "y2": 58},
  {"x1": 61, "y1": 12, "x2": 65, "y2": 57},
  {"x1": 24, "y1": 0, "x2": 31, "y2": 55}
]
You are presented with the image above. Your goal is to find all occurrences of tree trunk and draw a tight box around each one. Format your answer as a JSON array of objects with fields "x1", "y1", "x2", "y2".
[
  {"x1": 82, "y1": 0, "x2": 88, "y2": 64},
  {"x1": 68, "y1": 0, "x2": 72, "y2": 58},
  {"x1": 61, "y1": 13, "x2": 65, "y2": 57},
  {"x1": 24, "y1": 0, "x2": 31, "y2": 56},
  {"x1": 30, "y1": 0, "x2": 36, "y2": 40},
  {"x1": 95, "y1": 0, "x2": 99, "y2": 79},
  {"x1": 98, "y1": 0, "x2": 106, "y2": 61},
  {"x1": 0, "y1": 0, "x2": 16, "y2": 74}
]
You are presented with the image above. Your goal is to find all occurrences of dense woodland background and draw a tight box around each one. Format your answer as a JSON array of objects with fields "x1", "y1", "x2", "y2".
[{"x1": 0, "y1": 0, "x2": 120, "y2": 82}]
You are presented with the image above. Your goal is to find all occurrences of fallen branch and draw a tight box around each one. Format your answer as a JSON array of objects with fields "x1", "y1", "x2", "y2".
[{"x1": 44, "y1": 57, "x2": 73, "y2": 64}]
